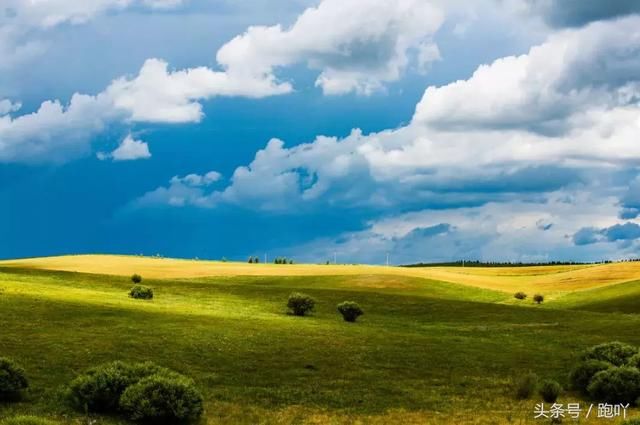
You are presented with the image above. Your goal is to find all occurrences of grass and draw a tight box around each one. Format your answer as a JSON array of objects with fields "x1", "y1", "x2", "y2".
[{"x1": 1, "y1": 256, "x2": 640, "y2": 424}]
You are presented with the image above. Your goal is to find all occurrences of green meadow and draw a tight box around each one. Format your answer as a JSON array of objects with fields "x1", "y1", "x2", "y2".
[{"x1": 2, "y1": 256, "x2": 640, "y2": 424}]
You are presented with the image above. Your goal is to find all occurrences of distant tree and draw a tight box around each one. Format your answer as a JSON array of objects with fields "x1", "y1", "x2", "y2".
[
  {"x1": 248, "y1": 257, "x2": 254, "y2": 264},
  {"x1": 131, "y1": 274, "x2": 142, "y2": 284},
  {"x1": 254, "y1": 256, "x2": 260, "y2": 264},
  {"x1": 533, "y1": 294, "x2": 544, "y2": 304},
  {"x1": 289, "y1": 259, "x2": 294, "y2": 264}
]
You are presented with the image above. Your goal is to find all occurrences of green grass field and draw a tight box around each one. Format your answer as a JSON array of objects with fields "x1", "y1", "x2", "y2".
[{"x1": 2, "y1": 256, "x2": 640, "y2": 424}]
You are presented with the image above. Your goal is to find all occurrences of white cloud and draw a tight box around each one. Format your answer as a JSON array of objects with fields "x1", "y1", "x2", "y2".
[
  {"x1": 0, "y1": 99, "x2": 21, "y2": 115},
  {"x1": 0, "y1": 57, "x2": 290, "y2": 163},
  {"x1": 2, "y1": 0, "x2": 445, "y2": 163},
  {"x1": 216, "y1": 0, "x2": 444, "y2": 95},
  {"x1": 137, "y1": 16, "x2": 640, "y2": 243},
  {"x1": 98, "y1": 134, "x2": 151, "y2": 161}
]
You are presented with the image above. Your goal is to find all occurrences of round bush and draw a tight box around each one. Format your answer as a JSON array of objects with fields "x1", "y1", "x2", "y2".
[
  {"x1": 119, "y1": 373, "x2": 203, "y2": 422},
  {"x1": 129, "y1": 285, "x2": 154, "y2": 300},
  {"x1": 582, "y1": 341, "x2": 639, "y2": 366},
  {"x1": 0, "y1": 357, "x2": 28, "y2": 400},
  {"x1": 67, "y1": 361, "x2": 169, "y2": 412},
  {"x1": 287, "y1": 292, "x2": 316, "y2": 316},
  {"x1": 569, "y1": 359, "x2": 613, "y2": 394},
  {"x1": 131, "y1": 274, "x2": 142, "y2": 284},
  {"x1": 539, "y1": 379, "x2": 562, "y2": 403},
  {"x1": 587, "y1": 366, "x2": 640, "y2": 404},
  {"x1": 514, "y1": 372, "x2": 538, "y2": 399},
  {"x1": 0, "y1": 416, "x2": 59, "y2": 425},
  {"x1": 514, "y1": 292, "x2": 527, "y2": 300},
  {"x1": 337, "y1": 301, "x2": 364, "y2": 322},
  {"x1": 533, "y1": 294, "x2": 544, "y2": 304}
]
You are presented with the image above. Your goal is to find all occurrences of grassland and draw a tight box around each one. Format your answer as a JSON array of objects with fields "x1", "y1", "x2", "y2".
[{"x1": 1, "y1": 255, "x2": 640, "y2": 424}]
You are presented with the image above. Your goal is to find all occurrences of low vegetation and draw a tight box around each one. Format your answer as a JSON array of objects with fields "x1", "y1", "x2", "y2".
[
  {"x1": 567, "y1": 342, "x2": 640, "y2": 405},
  {"x1": 129, "y1": 284, "x2": 153, "y2": 300},
  {"x1": 286, "y1": 292, "x2": 316, "y2": 316},
  {"x1": 0, "y1": 357, "x2": 28, "y2": 400},
  {"x1": 67, "y1": 361, "x2": 203, "y2": 422},
  {"x1": 538, "y1": 379, "x2": 562, "y2": 403},
  {"x1": 337, "y1": 301, "x2": 364, "y2": 322},
  {"x1": 3, "y1": 256, "x2": 640, "y2": 424},
  {"x1": 514, "y1": 291, "x2": 527, "y2": 300},
  {"x1": 514, "y1": 372, "x2": 538, "y2": 399},
  {"x1": 131, "y1": 274, "x2": 142, "y2": 284},
  {"x1": 533, "y1": 294, "x2": 544, "y2": 304},
  {"x1": 119, "y1": 373, "x2": 203, "y2": 422}
]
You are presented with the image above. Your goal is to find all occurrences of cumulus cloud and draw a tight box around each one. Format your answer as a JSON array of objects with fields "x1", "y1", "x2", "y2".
[
  {"x1": 97, "y1": 134, "x2": 151, "y2": 161},
  {"x1": 0, "y1": 58, "x2": 289, "y2": 163},
  {"x1": 133, "y1": 16, "x2": 640, "y2": 261},
  {"x1": 2, "y1": 0, "x2": 448, "y2": 163},
  {"x1": 216, "y1": 0, "x2": 444, "y2": 95},
  {"x1": 412, "y1": 17, "x2": 640, "y2": 133},
  {"x1": 136, "y1": 170, "x2": 222, "y2": 207}
]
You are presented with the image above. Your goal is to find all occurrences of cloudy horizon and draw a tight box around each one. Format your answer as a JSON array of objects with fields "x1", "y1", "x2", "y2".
[{"x1": 2, "y1": 0, "x2": 640, "y2": 264}]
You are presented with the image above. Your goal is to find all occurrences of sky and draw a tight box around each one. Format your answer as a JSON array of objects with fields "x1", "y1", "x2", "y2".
[{"x1": 1, "y1": 0, "x2": 640, "y2": 264}]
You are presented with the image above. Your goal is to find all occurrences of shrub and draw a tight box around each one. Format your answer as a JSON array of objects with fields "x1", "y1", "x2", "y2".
[
  {"x1": 129, "y1": 285, "x2": 154, "y2": 300},
  {"x1": 0, "y1": 357, "x2": 28, "y2": 400},
  {"x1": 539, "y1": 380, "x2": 562, "y2": 403},
  {"x1": 67, "y1": 361, "x2": 169, "y2": 412},
  {"x1": 131, "y1": 274, "x2": 142, "y2": 284},
  {"x1": 287, "y1": 292, "x2": 316, "y2": 316},
  {"x1": 337, "y1": 301, "x2": 364, "y2": 322},
  {"x1": 119, "y1": 373, "x2": 203, "y2": 422},
  {"x1": 588, "y1": 366, "x2": 640, "y2": 404},
  {"x1": 629, "y1": 354, "x2": 640, "y2": 369},
  {"x1": 514, "y1": 292, "x2": 527, "y2": 300},
  {"x1": 533, "y1": 294, "x2": 544, "y2": 304},
  {"x1": 515, "y1": 372, "x2": 538, "y2": 399},
  {"x1": 0, "y1": 416, "x2": 59, "y2": 425},
  {"x1": 582, "y1": 341, "x2": 639, "y2": 366},
  {"x1": 569, "y1": 359, "x2": 613, "y2": 394},
  {"x1": 622, "y1": 419, "x2": 640, "y2": 425}
]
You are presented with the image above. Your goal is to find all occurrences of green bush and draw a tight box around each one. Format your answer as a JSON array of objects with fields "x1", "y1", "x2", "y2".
[
  {"x1": 622, "y1": 418, "x2": 640, "y2": 425},
  {"x1": 514, "y1": 372, "x2": 538, "y2": 399},
  {"x1": 120, "y1": 373, "x2": 203, "y2": 422},
  {"x1": 514, "y1": 292, "x2": 527, "y2": 300},
  {"x1": 628, "y1": 353, "x2": 640, "y2": 369},
  {"x1": 0, "y1": 357, "x2": 28, "y2": 400},
  {"x1": 129, "y1": 285, "x2": 154, "y2": 300},
  {"x1": 287, "y1": 292, "x2": 316, "y2": 316},
  {"x1": 539, "y1": 379, "x2": 562, "y2": 403},
  {"x1": 588, "y1": 366, "x2": 640, "y2": 404},
  {"x1": 533, "y1": 294, "x2": 544, "y2": 304},
  {"x1": 131, "y1": 274, "x2": 142, "y2": 284},
  {"x1": 67, "y1": 361, "x2": 169, "y2": 412},
  {"x1": 569, "y1": 359, "x2": 613, "y2": 394},
  {"x1": 582, "y1": 341, "x2": 639, "y2": 366},
  {"x1": 337, "y1": 301, "x2": 364, "y2": 322},
  {"x1": 0, "y1": 416, "x2": 59, "y2": 425}
]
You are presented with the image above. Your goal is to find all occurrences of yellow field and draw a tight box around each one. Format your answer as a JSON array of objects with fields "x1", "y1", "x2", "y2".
[{"x1": 2, "y1": 255, "x2": 640, "y2": 296}]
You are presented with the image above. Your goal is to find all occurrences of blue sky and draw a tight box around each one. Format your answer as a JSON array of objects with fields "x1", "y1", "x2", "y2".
[{"x1": 1, "y1": 0, "x2": 640, "y2": 264}]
